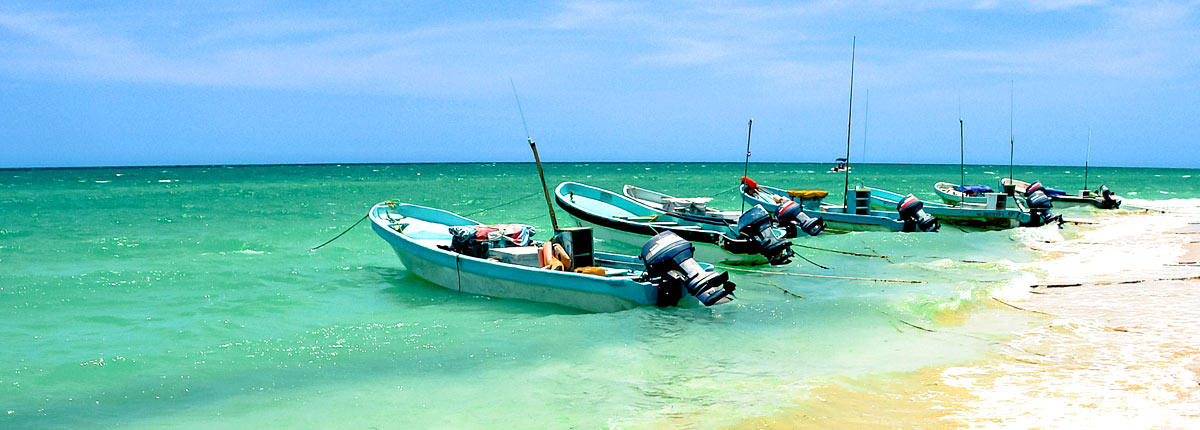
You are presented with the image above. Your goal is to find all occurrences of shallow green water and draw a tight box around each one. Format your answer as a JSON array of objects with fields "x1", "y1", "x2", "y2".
[{"x1": 1, "y1": 163, "x2": 1196, "y2": 429}]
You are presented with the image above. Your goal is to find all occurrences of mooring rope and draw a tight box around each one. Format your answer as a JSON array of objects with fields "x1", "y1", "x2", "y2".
[
  {"x1": 460, "y1": 190, "x2": 543, "y2": 219},
  {"x1": 793, "y1": 243, "x2": 888, "y2": 258},
  {"x1": 309, "y1": 214, "x2": 370, "y2": 252},
  {"x1": 720, "y1": 266, "x2": 924, "y2": 284},
  {"x1": 309, "y1": 192, "x2": 544, "y2": 253},
  {"x1": 792, "y1": 243, "x2": 988, "y2": 264}
]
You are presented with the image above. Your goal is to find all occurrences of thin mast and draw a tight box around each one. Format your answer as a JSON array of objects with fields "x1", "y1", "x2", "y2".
[
  {"x1": 843, "y1": 36, "x2": 856, "y2": 208},
  {"x1": 958, "y1": 99, "x2": 964, "y2": 190},
  {"x1": 959, "y1": 118, "x2": 965, "y2": 192},
  {"x1": 510, "y1": 79, "x2": 559, "y2": 232},
  {"x1": 742, "y1": 118, "x2": 753, "y2": 212},
  {"x1": 862, "y1": 89, "x2": 869, "y2": 163},
  {"x1": 1009, "y1": 81, "x2": 1014, "y2": 185},
  {"x1": 1085, "y1": 126, "x2": 1092, "y2": 190}
]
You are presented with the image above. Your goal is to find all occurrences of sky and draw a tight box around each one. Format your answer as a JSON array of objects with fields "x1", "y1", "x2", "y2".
[{"x1": 1, "y1": 1, "x2": 1198, "y2": 168}]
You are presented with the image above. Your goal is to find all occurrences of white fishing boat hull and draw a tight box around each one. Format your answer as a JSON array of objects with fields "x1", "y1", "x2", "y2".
[{"x1": 369, "y1": 202, "x2": 710, "y2": 312}]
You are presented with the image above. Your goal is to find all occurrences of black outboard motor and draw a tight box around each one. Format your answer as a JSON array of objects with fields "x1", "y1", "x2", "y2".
[
  {"x1": 1025, "y1": 182, "x2": 1063, "y2": 226},
  {"x1": 1098, "y1": 185, "x2": 1121, "y2": 209},
  {"x1": 775, "y1": 200, "x2": 826, "y2": 237},
  {"x1": 641, "y1": 231, "x2": 736, "y2": 306},
  {"x1": 896, "y1": 194, "x2": 940, "y2": 232},
  {"x1": 736, "y1": 205, "x2": 795, "y2": 265}
]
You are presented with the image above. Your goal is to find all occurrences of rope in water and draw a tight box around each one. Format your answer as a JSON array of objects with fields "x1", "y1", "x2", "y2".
[
  {"x1": 793, "y1": 243, "x2": 888, "y2": 259},
  {"x1": 460, "y1": 190, "x2": 544, "y2": 219},
  {"x1": 310, "y1": 192, "x2": 544, "y2": 253},
  {"x1": 792, "y1": 243, "x2": 991, "y2": 264},
  {"x1": 309, "y1": 213, "x2": 369, "y2": 252},
  {"x1": 721, "y1": 266, "x2": 924, "y2": 284}
]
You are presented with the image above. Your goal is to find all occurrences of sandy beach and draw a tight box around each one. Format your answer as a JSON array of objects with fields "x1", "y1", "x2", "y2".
[{"x1": 736, "y1": 206, "x2": 1200, "y2": 429}]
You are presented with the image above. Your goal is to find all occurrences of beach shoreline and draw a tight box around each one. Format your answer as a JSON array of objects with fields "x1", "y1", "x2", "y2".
[{"x1": 738, "y1": 207, "x2": 1200, "y2": 429}]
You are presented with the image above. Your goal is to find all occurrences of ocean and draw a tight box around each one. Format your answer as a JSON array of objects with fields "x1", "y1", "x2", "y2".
[{"x1": 1, "y1": 162, "x2": 1197, "y2": 429}]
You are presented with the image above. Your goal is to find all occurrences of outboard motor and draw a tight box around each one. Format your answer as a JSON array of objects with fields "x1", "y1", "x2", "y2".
[
  {"x1": 1098, "y1": 185, "x2": 1121, "y2": 209},
  {"x1": 736, "y1": 205, "x2": 795, "y2": 265},
  {"x1": 641, "y1": 231, "x2": 736, "y2": 306},
  {"x1": 775, "y1": 200, "x2": 825, "y2": 237},
  {"x1": 1025, "y1": 182, "x2": 1063, "y2": 226},
  {"x1": 896, "y1": 194, "x2": 940, "y2": 232}
]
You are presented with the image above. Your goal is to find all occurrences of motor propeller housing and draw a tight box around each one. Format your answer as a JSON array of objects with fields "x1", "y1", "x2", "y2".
[
  {"x1": 736, "y1": 205, "x2": 794, "y2": 265},
  {"x1": 896, "y1": 194, "x2": 940, "y2": 232},
  {"x1": 775, "y1": 200, "x2": 826, "y2": 237},
  {"x1": 1025, "y1": 182, "x2": 1063, "y2": 226},
  {"x1": 1098, "y1": 185, "x2": 1121, "y2": 209},
  {"x1": 640, "y1": 231, "x2": 736, "y2": 306}
]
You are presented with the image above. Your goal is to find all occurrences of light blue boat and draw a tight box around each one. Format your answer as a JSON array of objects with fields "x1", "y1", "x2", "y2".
[
  {"x1": 865, "y1": 186, "x2": 1026, "y2": 229},
  {"x1": 1000, "y1": 178, "x2": 1121, "y2": 209},
  {"x1": 554, "y1": 182, "x2": 795, "y2": 265},
  {"x1": 369, "y1": 201, "x2": 735, "y2": 312},
  {"x1": 740, "y1": 182, "x2": 938, "y2": 233},
  {"x1": 932, "y1": 181, "x2": 1064, "y2": 227}
]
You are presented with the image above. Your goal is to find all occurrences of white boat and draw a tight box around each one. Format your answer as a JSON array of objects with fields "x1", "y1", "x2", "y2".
[{"x1": 369, "y1": 201, "x2": 736, "y2": 312}]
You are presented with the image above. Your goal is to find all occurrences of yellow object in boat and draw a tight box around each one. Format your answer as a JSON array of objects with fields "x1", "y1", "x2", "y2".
[
  {"x1": 786, "y1": 190, "x2": 828, "y2": 199},
  {"x1": 572, "y1": 266, "x2": 606, "y2": 276}
]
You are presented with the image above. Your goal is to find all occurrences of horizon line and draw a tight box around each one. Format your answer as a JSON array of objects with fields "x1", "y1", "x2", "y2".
[{"x1": 2, "y1": 160, "x2": 1194, "y2": 172}]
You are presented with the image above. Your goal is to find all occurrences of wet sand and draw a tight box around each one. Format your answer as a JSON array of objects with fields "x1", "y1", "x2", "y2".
[{"x1": 738, "y1": 210, "x2": 1200, "y2": 429}]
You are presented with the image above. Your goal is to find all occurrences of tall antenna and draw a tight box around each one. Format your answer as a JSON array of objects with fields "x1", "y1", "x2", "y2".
[
  {"x1": 862, "y1": 89, "x2": 869, "y2": 163},
  {"x1": 1085, "y1": 126, "x2": 1092, "y2": 190},
  {"x1": 959, "y1": 99, "x2": 965, "y2": 194},
  {"x1": 1009, "y1": 81, "x2": 1015, "y2": 185},
  {"x1": 510, "y1": 79, "x2": 559, "y2": 232},
  {"x1": 843, "y1": 36, "x2": 856, "y2": 208},
  {"x1": 742, "y1": 118, "x2": 753, "y2": 212}
]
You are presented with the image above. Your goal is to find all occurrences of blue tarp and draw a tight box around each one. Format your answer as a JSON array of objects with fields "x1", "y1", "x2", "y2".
[{"x1": 954, "y1": 185, "x2": 993, "y2": 195}]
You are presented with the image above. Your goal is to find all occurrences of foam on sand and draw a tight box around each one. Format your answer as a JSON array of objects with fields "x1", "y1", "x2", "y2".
[{"x1": 940, "y1": 203, "x2": 1200, "y2": 428}]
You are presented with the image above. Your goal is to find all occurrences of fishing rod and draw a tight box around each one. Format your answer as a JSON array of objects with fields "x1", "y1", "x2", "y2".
[
  {"x1": 843, "y1": 36, "x2": 856, "y2": 208},
  {"x1": 742, "y1": 118, "x2": 753, "y2": 212},
  {"x1": 1084, "y1": 126, "x2": 1092, "y2": 190},
  {"x1": 510, "y1": 79, "x2": 560, "y2": 232}
]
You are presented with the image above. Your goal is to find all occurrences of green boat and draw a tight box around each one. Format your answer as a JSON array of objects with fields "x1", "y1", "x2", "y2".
[
  {"x1": 866, "y1": 186, "x2": 1030, "y2": 229},
  {"x1": 740, "y1": 180, "x2": 939, "y2": 233}
]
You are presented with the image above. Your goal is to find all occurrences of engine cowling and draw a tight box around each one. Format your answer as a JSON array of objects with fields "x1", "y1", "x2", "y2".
[
  {"x1": 1098, "y1": 185, "x2": 1121, "y2": 209},
  {"x1": 896, "y1": 194, "x2": 940, "y2": 232},
  {"x1": 736, "y1": 205, "x2": 794, "y2": 265},
  {"x1": 776, "y1": 200, "x2": 825, "y2": 237},
  {"x1": 641, "y1": 231, "x2": 735, "y2": 306},
  {"x1": 1025, "y1": 182, "x2": 1063, "y2": 226}
]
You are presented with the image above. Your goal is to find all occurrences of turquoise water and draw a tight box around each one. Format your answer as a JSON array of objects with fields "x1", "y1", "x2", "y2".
[{"x1": 1, "y1": 163, "x2": 1197, "y2": 428}]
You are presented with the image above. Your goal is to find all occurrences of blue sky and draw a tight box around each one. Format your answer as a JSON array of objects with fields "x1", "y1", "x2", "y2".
[{"x1": 1, "y1": 1, "x2": 1197, "y2": 168}]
